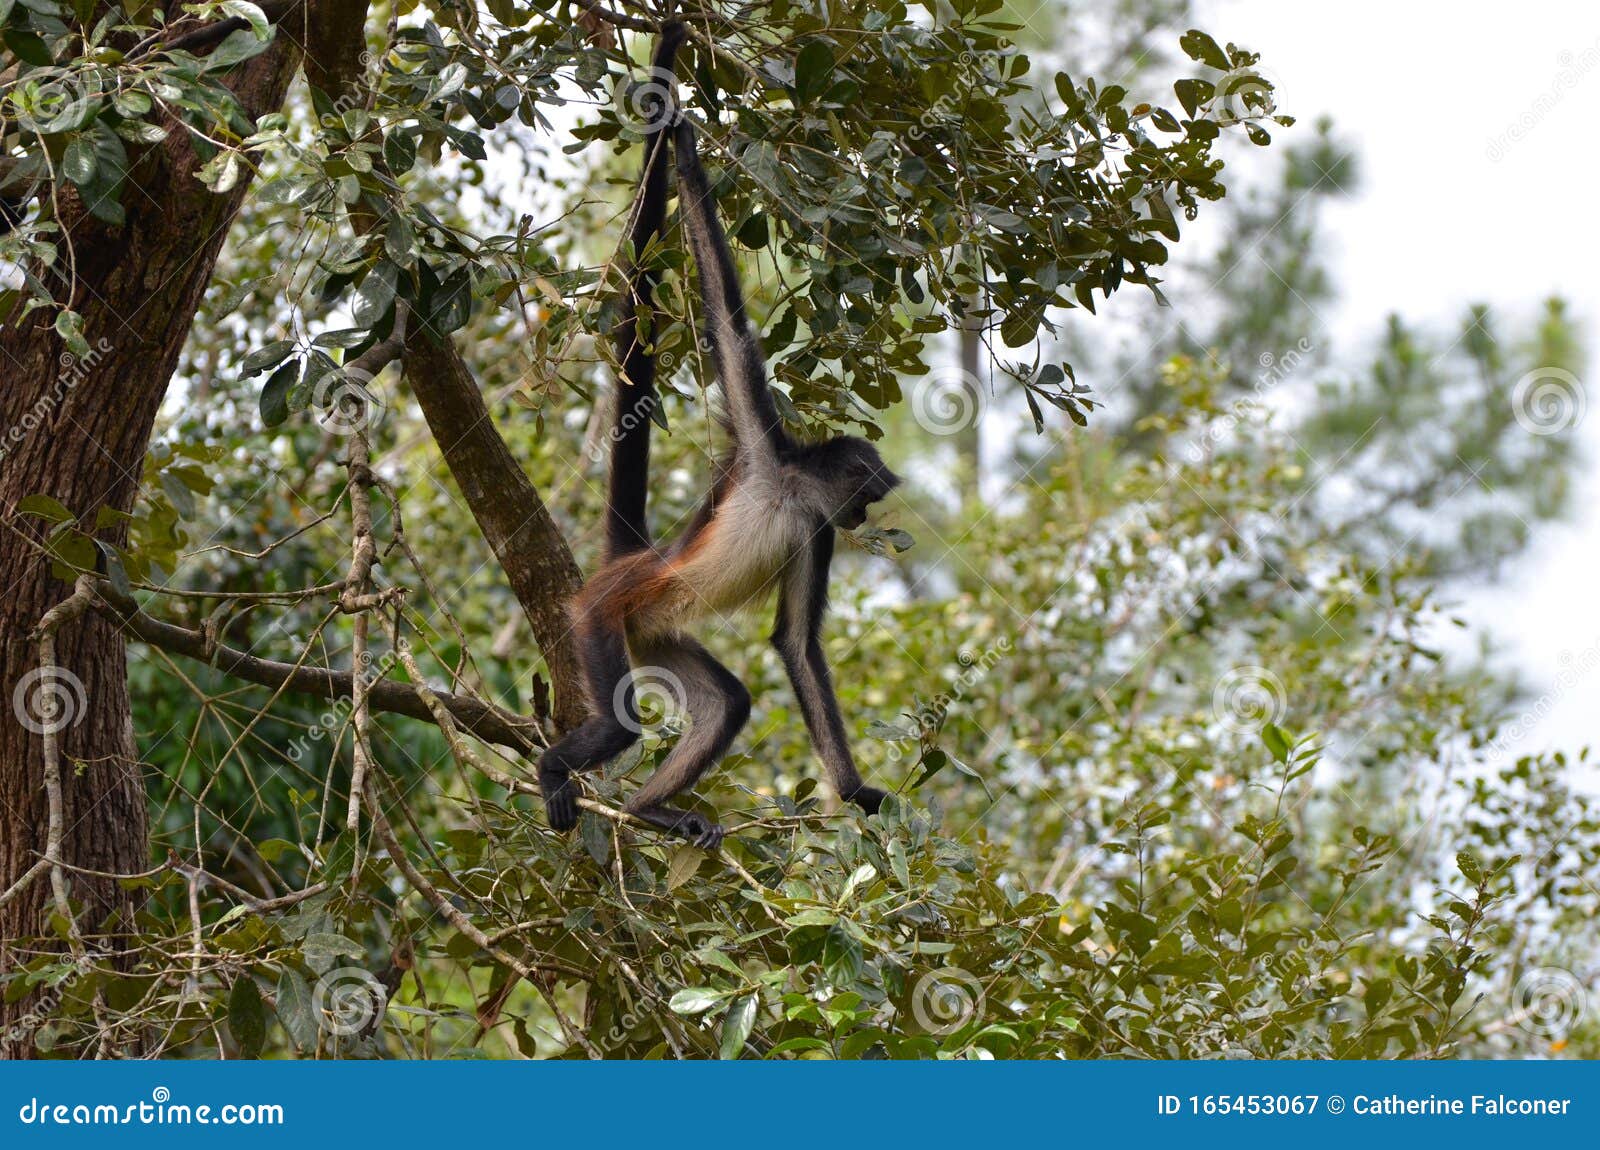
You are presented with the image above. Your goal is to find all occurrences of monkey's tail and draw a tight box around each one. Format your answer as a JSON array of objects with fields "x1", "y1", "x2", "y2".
[{"x1": 606, "y1": 20, "x2": 688, "y2": 558}]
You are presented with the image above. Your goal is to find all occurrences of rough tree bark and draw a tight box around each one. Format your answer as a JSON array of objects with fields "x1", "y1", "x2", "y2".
[{"x1": 0, "y1": 23, "x2": 305, "y2": 1059}]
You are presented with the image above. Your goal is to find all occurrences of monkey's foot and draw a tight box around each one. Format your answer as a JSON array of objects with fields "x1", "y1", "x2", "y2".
[
  {"x1": 541, "y1": 765, "x2": 579, "y2": 832},
  {"x1": 629, "y1": 805, "x2": 724, "y2": 851},
  {"x1": 845, "y1": 785, "x2": 888, "y2": 816}
]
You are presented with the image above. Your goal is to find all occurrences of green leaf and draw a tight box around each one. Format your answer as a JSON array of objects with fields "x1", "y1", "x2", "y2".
[
  {"x1": 301, "y1": 933, "x2": 364, "y2": 966},
  {"x1": 1262, "y1": 723, "x2": 1291, "y2": 764},
  {"x1": 794, "y1": 40, "x2": 836, "y2": 103},
  {"x1": 221, "y1": 0, "x2": 272, "y2": 38},
  {"x1": 159, "y1": 471, "x2": 196, "y2": 518},
  {"x1": 765, "y1": 1037, "x2": 831, "y2": 1057},
  {"x1": 275, "y1": 968, "x2": 316, "y2": 1051},
  {"x1": 821, "y1": 923, "x2": 863, "y2": 985},
  {"x1": 668, "y1": 987, "x2": 723, "y2": 1015},
  {"x1": 785, "y1": 908, "x2": 839, "y2": 928},
  {"x1": 665, "y1": 845, "x2": 703, "y2": 892},
  {"x1": 421, "y1": 269, "x2": 473, "y2": 336},
  {"x1": 228, "y1": 976, "x2": 266, "y2": 1058},
  {"x1": 1363, "y1": 976, "x2": 1393, "y2": 1018},
  {"x1": 719, "y1": 993, "x2": 757, "y2": 1059},
  {"x1": 16, "y1": 495, "x2": 75, "y2": 524},
  {"x1": 3, "y1": 29, "x2": 53, "y2": 67},
  {"x1": 1179, "y1": 29, "x2": 1230, "y2": 71},
  {"x1": 351, "y1": 261, "x2": 398, "y2": 328},
  {"x1": 1173, "y1": 78, "x2": 1210, "y2": 118},
  {"x1": 54, "y1": 310, "x2": 90, "y2": 358},
  {"x1": 241, "y1": 340, "x2": 295, "y2": 375},
  {"x1": 311, "y1": 328, "x2": 368, "y2": 349},
  {"x1": 579, "y1": 810, "x2": 611, "y2": 868},
  {"x1": 62, "y1": 138, "x2": 98, "y2": 187},
  {"x1": 259, "y1": 360, "x2": 296, "y2": 427},
  {"x1": 94, "y1": 542, "x2": 131, "y2": 598},
  {"x1": 201, "y1": 27, "x2": 274, "y2": 72}
]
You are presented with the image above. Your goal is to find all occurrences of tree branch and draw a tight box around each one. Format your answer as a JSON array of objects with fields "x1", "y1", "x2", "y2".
[
  {"x1": 95, "y1": 582, "x2": 545, "y2": 755},
  {"x1": 127, "y1": 0, "x2": 302, "y2": 62},
  {"x1": 300, "y1": 2, "x2": 590, "y2": 734},
  {"x1": 399, "y1": 334, "x2": 587, "y2": 731},
  {"x1": 570, "y1": 0, "x2": 656, "y2": 34}
]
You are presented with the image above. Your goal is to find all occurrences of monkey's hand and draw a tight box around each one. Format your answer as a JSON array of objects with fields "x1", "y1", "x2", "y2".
[
  {"x1": 629, "y1": 804, "x2": 724, "y2": 851},
  {"x1": 540, "y1": 764, "x2": 579, "y2": 832},
  {"x1": 844, "y1": 785, "x2": 888, "y2": 816}
]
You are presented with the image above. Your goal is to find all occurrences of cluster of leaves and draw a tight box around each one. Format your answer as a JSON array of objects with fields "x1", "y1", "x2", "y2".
[
  {"x1": 10, "y1": 348, "x2": 1597, "y2": 1059},
  {"x1": 11, "y1": 439, "x2": 219, "y2": 587},
  {"x1": 13, "y1": 719, "x2": 1589, "y2": 1059},
  {"x1": 5, "y1": 0, "x2": 1288, "y2": 440},
  {"x1": 0, "y1": 0, "x2": 279, "y2": 349}
]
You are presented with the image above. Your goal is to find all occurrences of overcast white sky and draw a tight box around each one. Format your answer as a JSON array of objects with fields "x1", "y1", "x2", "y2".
[{"x1": 1200, "y1": 0, "x2": 1600, "y2": 765}]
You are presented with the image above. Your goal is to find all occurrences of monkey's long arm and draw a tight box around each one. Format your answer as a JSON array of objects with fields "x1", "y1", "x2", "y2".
[
  {"x1": 672, "y1": 117, "x2": 789, "y2": 461},
  {"x1": 771, "y1": 533, "x2": 888, "y2": 813},
  {"x1": 605, "y1": 22, "x2": 686, "y2": 557}
]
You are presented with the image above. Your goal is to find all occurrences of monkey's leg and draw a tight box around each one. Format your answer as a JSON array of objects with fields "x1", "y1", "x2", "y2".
[
  {"x1": 537, "y1": 619, "x2": 640, "y2": 832},
  {"x1": 623, "y1": 636, "x2": 750, "y2": 850}
]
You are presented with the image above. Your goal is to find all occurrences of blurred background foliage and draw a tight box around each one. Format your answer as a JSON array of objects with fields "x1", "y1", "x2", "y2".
[{"x1": 4, "y1": 0, "x2": 1594, "y2": 1059}]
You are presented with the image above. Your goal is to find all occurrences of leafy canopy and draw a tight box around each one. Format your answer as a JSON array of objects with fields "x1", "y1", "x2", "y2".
[{"x1": 2, "y1": 1, "x2": 1285, "y2": 436}]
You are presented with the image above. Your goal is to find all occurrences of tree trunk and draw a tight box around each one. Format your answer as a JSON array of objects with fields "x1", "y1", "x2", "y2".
[
  {"x1": 0, "y1": 42, "x2": 302, "y2": 1058},
  {"x1": 402, "y1": 337, "x2": 587, "y2": 731}
]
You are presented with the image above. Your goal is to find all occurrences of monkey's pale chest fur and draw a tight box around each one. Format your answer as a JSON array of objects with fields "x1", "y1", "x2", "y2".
[{"x1": 644, "y1": 470, "x2": 814, "y2": 629}]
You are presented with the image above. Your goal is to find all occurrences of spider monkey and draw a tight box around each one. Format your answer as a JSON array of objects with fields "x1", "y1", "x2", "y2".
[{"x1": 538, "y1": 22, "x2": 901, "y2": 850}]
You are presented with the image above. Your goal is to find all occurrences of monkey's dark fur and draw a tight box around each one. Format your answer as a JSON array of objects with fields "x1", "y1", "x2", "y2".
[{"x1": 537, "y1": 22, "x2": 901, "y2": 849}]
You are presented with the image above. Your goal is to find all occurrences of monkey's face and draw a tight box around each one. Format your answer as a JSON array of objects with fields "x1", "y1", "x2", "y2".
[{"x1": 816, "y1": 436, "x2": 901, "y2": 531}]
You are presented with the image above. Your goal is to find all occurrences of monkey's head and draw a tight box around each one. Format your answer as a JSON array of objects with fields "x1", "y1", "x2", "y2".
[{"x1": 803, "y1": 436, "x2": 901, "y2": 531}]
